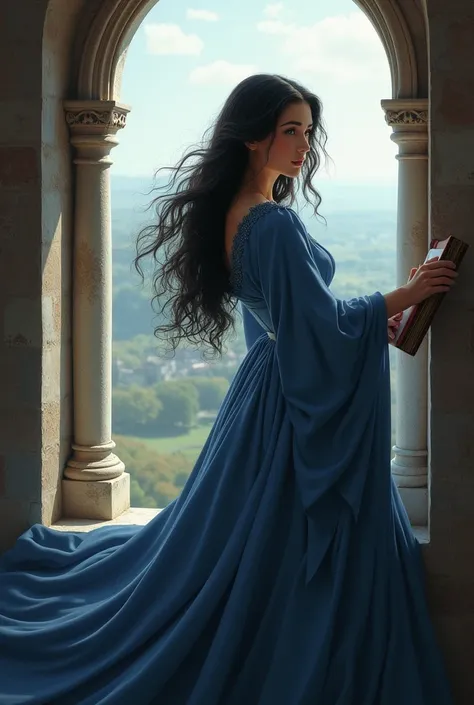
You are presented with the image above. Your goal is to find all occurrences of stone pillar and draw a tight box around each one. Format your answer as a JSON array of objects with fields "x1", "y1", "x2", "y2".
[
  {"x1": 62, "y1": 100, "x2": 130, "y2": 520},
  {"x1": 381, "y1": 99, "x2": 429, "y2": 527}
]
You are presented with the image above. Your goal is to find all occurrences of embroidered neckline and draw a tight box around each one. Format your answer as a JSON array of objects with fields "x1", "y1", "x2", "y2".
[{"x1": 229, "y1": 201, "x2": 283, "y2": 295}]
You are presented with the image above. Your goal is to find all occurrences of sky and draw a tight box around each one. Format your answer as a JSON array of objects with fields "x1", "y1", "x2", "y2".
[{"x1": 112, "y1": 0, "x2": 398, "y2": 186}]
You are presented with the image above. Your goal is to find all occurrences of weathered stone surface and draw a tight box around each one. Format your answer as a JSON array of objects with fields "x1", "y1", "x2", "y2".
[
  {"x1": 62, "y1": 473, "x2": 131, "y2": 521},
  {"x1": 426, "y1": 3, "x2": 474, "y2": 699},
  {"x1": 0, "y1": 147, "x2": 39, "y2": 187},
  {"x1": 0, "y1": 499, "x2": 34, "y2": 552}
]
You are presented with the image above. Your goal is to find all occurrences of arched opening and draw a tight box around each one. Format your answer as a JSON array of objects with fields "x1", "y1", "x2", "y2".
[
  {"x1": 105, "y1": 0, "x2": 401, "y2": 510},
  {"x1": 59, "y1": 0, "x2": 429, "y2": 527}
]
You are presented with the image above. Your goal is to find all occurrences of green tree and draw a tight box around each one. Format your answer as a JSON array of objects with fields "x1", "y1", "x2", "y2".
[
  {"x1": 113, "y1": 334, "x2": 157, "y2": 370},
  {"x1": 188, "y1": 377, "x2": 229, "y2": 411},
  {"x1": 115, "y1": 435, "x2": 193, "y2": 508},
  {"x1": 112, "y1": 385, "x2": 163, "y2": 436},
  {"x1": 130, "y1": 478, "x2": 157, "y2": 508},
  {"x1": 154, "y1": 381, "x2": 199, "y2": 434}
]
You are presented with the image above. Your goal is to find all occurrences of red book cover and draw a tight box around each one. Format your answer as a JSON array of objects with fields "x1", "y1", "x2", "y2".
[{"x1": 393, "y1": 236, "x2": 469, "y2": 356}]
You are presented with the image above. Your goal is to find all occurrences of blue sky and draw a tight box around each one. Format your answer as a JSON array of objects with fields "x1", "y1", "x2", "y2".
[{"x1": 112, "y1": 0, "x2": 398, "y2": 186}]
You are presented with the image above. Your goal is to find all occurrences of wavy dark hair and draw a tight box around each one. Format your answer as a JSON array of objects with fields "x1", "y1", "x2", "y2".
[{"x1": 135, "y1": 73, "x2": 329, "y2": 355}]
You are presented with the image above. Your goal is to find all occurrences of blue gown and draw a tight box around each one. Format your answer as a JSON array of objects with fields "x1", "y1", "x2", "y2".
[{"x1": 0, "y1": 201, "x2": 452, "y2": 704}]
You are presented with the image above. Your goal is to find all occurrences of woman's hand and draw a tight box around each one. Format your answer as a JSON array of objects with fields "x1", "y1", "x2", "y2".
[
  {"x1": 388, "y1": 266, "x2": 428, "y2": 344},
  {"x1": 404, "y1": 256, "x2": 457, "y2": 305},
  {"x1": 384, "y1": 257, "x2": 458, "y2": 318},
  {"x1": 388, "y1": 311, "x2": 403, "y2": 344}
]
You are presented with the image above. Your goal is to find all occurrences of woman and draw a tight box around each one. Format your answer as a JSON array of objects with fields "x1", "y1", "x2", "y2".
[{"x1": 0, "y1": 74, "x2": 457, "y2": 704}]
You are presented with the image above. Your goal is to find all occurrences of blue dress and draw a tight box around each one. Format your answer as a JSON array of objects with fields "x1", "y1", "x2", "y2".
[{"x1": 0, "y1": 202, "x2": 452, "y2": 704}]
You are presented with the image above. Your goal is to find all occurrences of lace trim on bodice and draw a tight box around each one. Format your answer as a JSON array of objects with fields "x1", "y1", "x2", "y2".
[{"x1": 229, "y1": 201, "x2": 282, "y2": 296}]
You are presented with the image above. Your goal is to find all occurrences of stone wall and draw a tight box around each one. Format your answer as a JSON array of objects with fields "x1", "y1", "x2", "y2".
[
  {"x1": 425, "y1": 1, "x2": 474, "y2": 702},
  {"x1": 40, "y1": 0, "x2": 87, "y2": 528},
  {"x1": 0, "y1": 0, "x2": 84, "y2": 549},
  {"x1": 0, "y1": 0, "x2": 47, "y2": 549}
]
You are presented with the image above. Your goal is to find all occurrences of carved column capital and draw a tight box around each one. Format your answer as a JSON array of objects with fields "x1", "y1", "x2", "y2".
[
  {"x1": 64, "y1": 100, "x2": 130, "y2": 131},
  {"x1": 382, "y1": 98, "x2": 429, "y2": 127},
  {"x1": 381, "y1": 99, "x2": 429, "y2": 160},
  {"x1": 64, "y1": 100, "x2": 130, "y2": 163}
]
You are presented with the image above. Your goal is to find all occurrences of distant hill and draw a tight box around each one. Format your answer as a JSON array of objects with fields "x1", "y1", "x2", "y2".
[
  {"x1": 111, "y1": 174, "x2": 158, "y2": 211},
  {"x1": 111, "y1": 173, "x2": 398, "y2": 215}
]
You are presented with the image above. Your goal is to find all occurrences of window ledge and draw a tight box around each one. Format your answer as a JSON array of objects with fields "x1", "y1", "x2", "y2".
[
  {"x1": 51, "y1": 507, "x2": 162, "y2": 532},
  {"x1": 51, "y1": 510, "x2": 429, "y2": 545}
]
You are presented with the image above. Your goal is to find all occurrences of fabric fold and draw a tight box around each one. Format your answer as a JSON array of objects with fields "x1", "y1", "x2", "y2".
[
  {"x1": 241, "y1": 206, "x2": 389, "y2": 581},
  {"x1": 0, "y1": 201, "x2": 452, "y2": 705},
  {"x1": 250, "y1": 207, "x2": 388, "y2": 519}
]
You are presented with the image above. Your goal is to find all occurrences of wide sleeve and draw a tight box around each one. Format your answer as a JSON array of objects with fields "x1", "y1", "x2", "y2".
[{"x1": 251, "y1": 208, "x2": 390, "y2": 576}]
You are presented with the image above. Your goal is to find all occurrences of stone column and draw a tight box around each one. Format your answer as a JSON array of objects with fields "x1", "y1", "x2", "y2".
[
  {"x1": 62, "y1": 100, "x2": 130, "y2": 520},
  {"x1": 381, "y1": 99, "x2": 429, "y2": 526}
]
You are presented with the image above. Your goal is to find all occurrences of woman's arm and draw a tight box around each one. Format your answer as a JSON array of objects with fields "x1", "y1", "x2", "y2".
[
  {"x1": 383, "y1": 286, "x2": 413, "y2": 319},
  {"x1": 383, "y1": 258, "x2": 457, "y2": 318}
]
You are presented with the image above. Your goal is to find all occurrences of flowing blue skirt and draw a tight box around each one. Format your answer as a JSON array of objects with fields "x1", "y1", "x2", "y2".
[{"x1": 0, "y1": 335, "x2": 452, "y2": 704}]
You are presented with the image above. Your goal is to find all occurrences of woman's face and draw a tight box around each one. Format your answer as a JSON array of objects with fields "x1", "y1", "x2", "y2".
[{"x1": 249, "y1": 101, "x2": 313, "y2": 178}]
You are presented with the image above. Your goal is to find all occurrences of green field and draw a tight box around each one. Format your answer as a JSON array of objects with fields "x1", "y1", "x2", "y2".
[{"x1": 125, "y1": 424, "x2": 214, "y2": 461}]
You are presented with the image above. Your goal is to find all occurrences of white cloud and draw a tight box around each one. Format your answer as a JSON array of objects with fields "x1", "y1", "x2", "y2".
[
  {"x1": 144, "y1": 23, "x2": 204, "y2": 55},
  {"x1": 263, "y1": 3, "x2": 284, "y2": 19},
  {"x1": 186, "y1": 9, "x2": 219, "y2": 22},
  {"x1": 256, "y1": 20, "x2": 291, "y2": 35},
  {"x1": 189, "y1": 60, "x2": 256, "y2": 86},
  {"x1": 257, "y1": 12, "x2": 387, "y2": 82}
]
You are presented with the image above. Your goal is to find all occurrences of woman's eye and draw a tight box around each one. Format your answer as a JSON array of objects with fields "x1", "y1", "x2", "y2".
[{"x1": 284, "y1": 128, "x2": 312, "y2": 137}]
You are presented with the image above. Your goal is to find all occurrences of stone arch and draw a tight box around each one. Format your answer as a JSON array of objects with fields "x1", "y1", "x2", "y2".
[
  {"x1": 44, "y1": 0, "x2": 431, "y2": 528},
  {"x1": 72, "y1": 0, "x2": 426, "y2": 102},
  {"x1": 353, "y1": 0, "x2": 427, "y2": 98},
  {"x1": 73, "y1": 0, "x2": 160, "y2": 100}
]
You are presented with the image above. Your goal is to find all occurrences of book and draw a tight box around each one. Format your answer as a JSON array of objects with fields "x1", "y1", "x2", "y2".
[{"x1": 394, "y1": 235, "x2": 469, "y2": 356}]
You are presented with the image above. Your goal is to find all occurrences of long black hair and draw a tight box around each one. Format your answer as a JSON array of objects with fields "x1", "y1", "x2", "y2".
[{"x1": 135, "y1": 73, "x2": 329, "y2": 355}]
